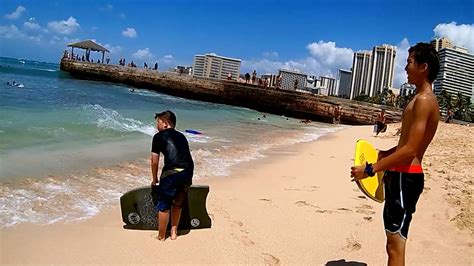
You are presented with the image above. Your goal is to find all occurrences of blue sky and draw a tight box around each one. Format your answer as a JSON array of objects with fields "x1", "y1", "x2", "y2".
[{"x1": 1, "y1": 0, "x2": 473, "y2": 87}]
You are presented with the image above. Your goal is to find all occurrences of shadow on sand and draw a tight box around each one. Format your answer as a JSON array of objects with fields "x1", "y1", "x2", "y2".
[{"x1": 326, "y1": 259, "x2": 367, "y2": 266}]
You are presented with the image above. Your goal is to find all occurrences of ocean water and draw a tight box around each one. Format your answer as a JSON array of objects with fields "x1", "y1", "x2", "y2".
[{"x1": 0, "y1": 57, "x2": 344, "y2": 228}]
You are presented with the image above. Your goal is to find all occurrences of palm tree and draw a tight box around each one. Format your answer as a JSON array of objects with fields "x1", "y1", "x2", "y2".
[
  {"x1": 454, "y1": 92, "x2": 472, "y2": 121},
  {"x1": 437, "y1": 89, "x2": 453, "y2": 111}
]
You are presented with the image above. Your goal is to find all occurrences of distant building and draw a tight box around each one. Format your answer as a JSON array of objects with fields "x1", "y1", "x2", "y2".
[
  {"x1": 278, "y1": 69, "x2": 307, "y2": 90},
  {"x1": 399, "y1": 82, "x2": 416, "y2": 96},
  {"x1": 434, "y1": 46, "x2": 474, "y2": 103},
  {"x1": 319, "y1": 76, "x2": 336, "y2": 96},
  {"x1": 170, "y1": 65, "x2": 193, "y2": 75},
  {"x1": 260, "y1": 74, "x2": 278, "y2": 87},
  {"x1": 350, "y1": 51, "x2": 372, "y2": 99},
  {"x1": 430, "y1": 37, "x2": 452, "y2": 51},
  {"x1": 192, "y1": 53, "x2": 241, "y2": 81},
  {"x1": 368, "y1": 44, "x2": 396, "y2": 97},
  {"x1": 337, "y1": 69, "x2": 352, "y2": 98},
  {"x1": 193, "y1": 55, "x2": 205, "y2": 77}
]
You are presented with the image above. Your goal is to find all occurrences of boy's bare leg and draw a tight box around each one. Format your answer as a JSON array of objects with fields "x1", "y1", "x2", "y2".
[
  {"x1": 170, "y1": 206, "x2": 182, "y2": 240},
  {"x1": 386, "y1": 232, "x2": 406, "y2": 266},
  {"x1": 158, "y1": 210, "x2": 170, "y2": 241}
]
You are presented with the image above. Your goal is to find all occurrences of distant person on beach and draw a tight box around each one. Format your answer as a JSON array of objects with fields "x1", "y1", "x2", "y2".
[
  {"x1": 154, "y1": 62, "x2": 158, "y2": 70},
  {"x1": 106, "y1": 56, "x2": 110, "y2": 64},
  {"x1": 375, "y1": 109, "x2": 387, "y2": 136},
  {"x1": 333, "y1": 105, "x2": 341, "y2": 124},
  {"x1": 351, "y1": 42, "x2": 440, "y2": 265},
  {"x1": 293, "y1": 79, "x2": 298, "y2": 89},
  {"x1": 245, "y1": 73, "x2": 251, "y2": 83},
  {"x1": 445, "y1": 109, "x2": 454, "y2": 123},
  {"x1": 151, "y1": 110, "x2": 194, "y2": 241},
  {"x1": 251, "y1": 70, "x2": 257, "y2": 84}
]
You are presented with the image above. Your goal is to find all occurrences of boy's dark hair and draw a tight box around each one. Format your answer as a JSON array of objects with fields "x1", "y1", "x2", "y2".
[
  {"x1": 155, "y1": 110, "x2": 176, "y2": 127},
  {"x1": 408, "y1": 42, "x2": 440, "y2": 82}
]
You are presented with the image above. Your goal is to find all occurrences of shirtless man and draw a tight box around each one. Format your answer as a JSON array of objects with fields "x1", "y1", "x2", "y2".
[{"x1": 351, "y1": 42, "x2": 440, "y2": 266}]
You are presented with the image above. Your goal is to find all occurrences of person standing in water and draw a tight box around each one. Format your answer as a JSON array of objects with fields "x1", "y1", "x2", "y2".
[{"x1": 151, "y1": 110, "x2": 194, "y2": 241}]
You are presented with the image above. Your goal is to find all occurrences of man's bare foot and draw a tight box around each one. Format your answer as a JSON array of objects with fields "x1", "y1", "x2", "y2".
[
  {"x1": 157, "y1": 234, "x2": 166, "y2": 241},
  {"x1": 170, "y1": 229, "x2": 178, "y2": 240}
]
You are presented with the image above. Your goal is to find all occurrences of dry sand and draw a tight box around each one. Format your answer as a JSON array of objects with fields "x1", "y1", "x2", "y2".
[{"x1": 1, "y1": 123, "x2": 472, "y2": 264}]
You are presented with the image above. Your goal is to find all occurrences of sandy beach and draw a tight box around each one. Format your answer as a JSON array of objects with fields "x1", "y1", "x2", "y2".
[{"x1": 1, "y1": 123, "x2": 472, "y2": 265}]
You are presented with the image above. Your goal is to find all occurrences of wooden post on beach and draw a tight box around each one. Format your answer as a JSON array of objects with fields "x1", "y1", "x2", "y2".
[{"x1": 101, "y1": 51, "x2": 105, "y2": 64}]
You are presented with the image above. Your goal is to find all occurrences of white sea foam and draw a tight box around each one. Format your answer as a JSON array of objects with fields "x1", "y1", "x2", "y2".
[{"x1": 82, "y1": 104, "x2": 156, "y2": 136}]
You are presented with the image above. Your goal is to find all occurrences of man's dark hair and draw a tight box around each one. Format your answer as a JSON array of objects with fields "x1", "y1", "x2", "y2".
[
  {"x1": 408, "y1": 42, "x2": 440, "y2": 82},
  {"x1": 155, "y1": 110, "x2": 176, "y2": 127}
]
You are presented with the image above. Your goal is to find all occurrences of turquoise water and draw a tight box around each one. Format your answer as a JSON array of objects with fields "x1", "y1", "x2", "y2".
[{"x1": 0, "y1": 57, "x2": 343, "y2": 228}]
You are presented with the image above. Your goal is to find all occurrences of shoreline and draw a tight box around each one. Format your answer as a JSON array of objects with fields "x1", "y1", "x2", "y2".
[{"x1": 1, "y1": 123, "x2": 472, "y2": 264}]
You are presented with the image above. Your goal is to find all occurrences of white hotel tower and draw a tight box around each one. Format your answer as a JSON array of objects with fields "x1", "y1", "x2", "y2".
[
  {"x1": 349, "y1": 51, "x2": 372, "y2": 99},
  {"x1": 368, "y1": 44, "x2": 396, "y2": 97},
  {"x1": 434, "y1": 46, "x2": 474, "y2": 103},
  {"x1": 192, "y1": 53, "x2": 241, "y2": 81}
]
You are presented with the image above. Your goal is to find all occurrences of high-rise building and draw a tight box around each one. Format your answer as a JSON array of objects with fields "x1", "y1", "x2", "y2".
[
  {"x1": 430, "y1": 37, "x2": 452, "y2": 51},
  {"x1": 368, "y1": 44, "x2": 396, "y2": 97},
  {"x1": 192, "y1": 53, "x2": 241, "y2": 81},
  {"x1": 349, "y1": 51, "x2": 372, "y2": 99},
  {"x1": 337, "y1": 69, "x2": 352, "y2": 98},
  {"x1": 434, "y1": 46, "x2": 474, "y2": 104},
  {"x1": 399, "y1": 82, "x2": 416, "y2": 97}
]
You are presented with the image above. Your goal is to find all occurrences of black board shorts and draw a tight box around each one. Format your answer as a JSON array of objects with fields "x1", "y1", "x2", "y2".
[
  {"x1": 383, "y1": 170, "x2": 424, "y2": 239},
  {"x1": 154, "y1": 168, "x2": 193, "y2": 212}
]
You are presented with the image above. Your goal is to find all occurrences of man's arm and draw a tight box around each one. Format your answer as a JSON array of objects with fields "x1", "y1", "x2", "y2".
[
  {"x1": 151, "y1": 152, "x2": 159, "y2": 186},
  {"x1": 373, "y1": 96, "x2": 431, "y2": 172},
  {"x1": 378, "y1": 146, "x2": 397, "y2": 160},
  {"x1": 351, "y1": 96, "x2": 432, "y2": 181}
]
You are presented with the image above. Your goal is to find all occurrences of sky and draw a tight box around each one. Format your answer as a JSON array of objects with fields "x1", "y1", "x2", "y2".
[{"x1": 0, "y1": 0, "x2": 473, "y2": 87}]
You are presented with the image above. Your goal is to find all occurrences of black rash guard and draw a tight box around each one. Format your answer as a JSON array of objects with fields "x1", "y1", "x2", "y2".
[{"x1": 151, "y1": 128, "x2": 194, "y2": 171}]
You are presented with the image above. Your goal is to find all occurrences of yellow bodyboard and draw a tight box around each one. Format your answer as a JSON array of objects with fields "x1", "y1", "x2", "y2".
[{"x1": 354, "y1": 139, "x2": 384, "y2": 202}]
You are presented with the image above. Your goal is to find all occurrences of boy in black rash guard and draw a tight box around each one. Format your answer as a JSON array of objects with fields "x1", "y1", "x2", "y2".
[{"x1": 151, "y1": 110, "x2": 194, "y2": 241}]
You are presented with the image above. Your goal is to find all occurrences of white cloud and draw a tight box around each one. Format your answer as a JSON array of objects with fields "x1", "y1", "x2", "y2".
[
  {"x1": 0, "y1": 24, "x2": 41, "y2": 43},
  {"x1": 306, "y1": 41, "x2": 353, "y2": 70},
  {"x1": 122, "y1": 27, "x2": 137, "y2": 38},
  {"x1": 4, "y1": 6, "x2": 26, "y2": 20},
  {"x1": 49, "y1": 35, "x2": 79, "y2": 45},
  {"x1": 104, "y1": 44, "x2": 122, "y2": 54},
  {"x1": 393, "y1": 38, "x2": 411, "y2": 88},
  {"x1": 434, "y1": 22, "x2": 474, "y2": 52},
  {"x1": 242, "y1": 40, "x2": 353, "y2": 77},
  {"x1": 47, "y1": 17, "x2": 80, "y2": 35},
  {"x1": 132, "y1": 48, "x2": 153, "y2": 60},
  {"x1": 262, "y1": 51, "x2": 279, "y2": 60},
  {"x1": 24, "y1": 21, "x2": 41, "y2": 31}
]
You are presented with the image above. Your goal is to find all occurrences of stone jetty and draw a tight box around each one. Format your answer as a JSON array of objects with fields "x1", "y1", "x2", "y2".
[{"x1": 60, "y1": 59, "x2": 402, "y2": 125}]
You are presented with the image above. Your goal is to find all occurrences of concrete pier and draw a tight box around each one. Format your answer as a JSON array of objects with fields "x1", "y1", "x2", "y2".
[{"x1": 60, "y1": 59, "x2": 402, "y2": 125}]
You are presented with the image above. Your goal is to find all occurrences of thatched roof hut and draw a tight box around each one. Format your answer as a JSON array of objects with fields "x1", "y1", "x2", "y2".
[{"x1": 67, "y1": 40, "x2": 109, "y2": 63}]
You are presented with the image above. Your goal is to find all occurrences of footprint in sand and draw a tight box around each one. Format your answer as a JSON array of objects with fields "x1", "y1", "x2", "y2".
[
  {"x1": 259, "y1": 198, "x2": 272, "y2": 202},
  {"x1": 261, "y1": 253, "x2": 281, "y2": 265},
  {"x1": 363, "y1": 216, "x2": 373, "y2": 222},
  {"x1": 344, "y1": 237, "x2": 362, "y2": 252},
  {"x1": 337, "y1": 207, "x2": 353, "y2": 212},
  {"x1": 240, "y1": 235, "x2": 255, "y2": 246}
]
